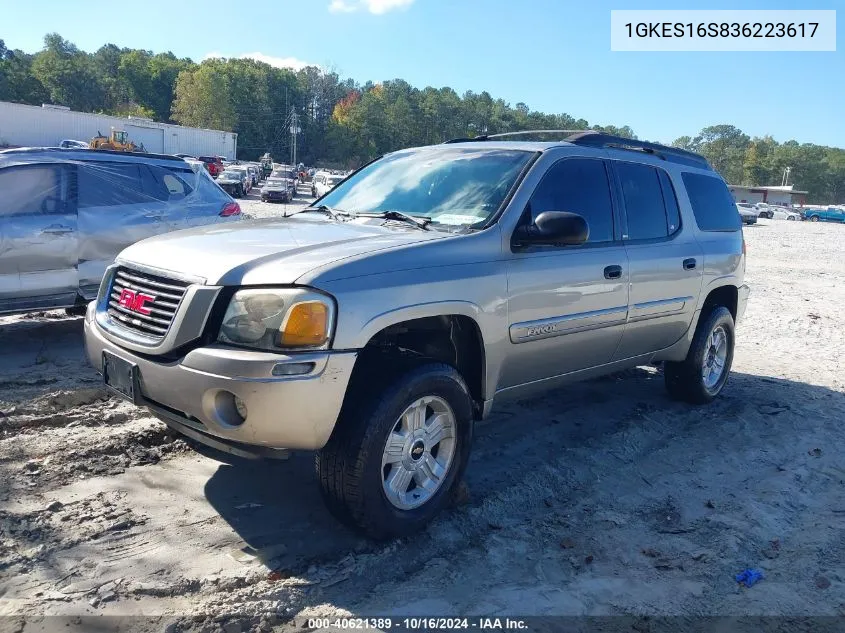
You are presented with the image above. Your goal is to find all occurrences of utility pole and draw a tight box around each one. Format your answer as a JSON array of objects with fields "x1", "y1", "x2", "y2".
[
  {"x1": 290, "y1": 107, "x2": 300, "y2": 167},
  {"x1": 782, "y1": 166, "x2": 791, "y2": 186}
]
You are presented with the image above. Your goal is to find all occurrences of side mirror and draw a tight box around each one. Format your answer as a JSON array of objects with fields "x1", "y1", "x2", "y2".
[{"x1": 512, "y1": 211, "x2": 589, "y2": 247}]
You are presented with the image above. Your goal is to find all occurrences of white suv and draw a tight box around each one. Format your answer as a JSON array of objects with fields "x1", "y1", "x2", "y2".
[{"x1": 311, "y1": 172, "x2": 346, "y2": 198}]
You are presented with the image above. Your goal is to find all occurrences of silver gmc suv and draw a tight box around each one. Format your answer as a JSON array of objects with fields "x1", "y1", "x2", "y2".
[{"x1": 83, "y1": 131, "x2": 749, "y2": 539}]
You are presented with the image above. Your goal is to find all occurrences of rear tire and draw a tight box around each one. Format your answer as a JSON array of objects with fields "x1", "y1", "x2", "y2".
[
  {"x1": 664, "y1": 306, "x2": 735, "y2": 404},
  {"x1": 316, "y1": 362, "x2": 473, "y2": 540}
]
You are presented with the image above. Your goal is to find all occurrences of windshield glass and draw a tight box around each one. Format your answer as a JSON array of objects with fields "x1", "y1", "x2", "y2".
[
  {"x1": 318, "y1": 147, "x2": 533, "y2": 226},
  {"x1": 221, "y1": 171, "x2": 240, "y2": 178}
]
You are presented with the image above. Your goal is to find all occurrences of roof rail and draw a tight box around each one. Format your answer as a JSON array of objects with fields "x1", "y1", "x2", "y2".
[
  {"x1": 444, "y1": 129, "x2": 596, "y2": 144},
  {"x1": 564, "y1": 131, "x2": 711, "y2": 169},
  {"x1": 443, "y1": 129, "x2": 711, "y2": 169},
  {"x1": 443, "y1": 135, "x2": 489, "y2": 143},
  {"x1": 0, "y1": 146, "x2": 186, "y2": 162},
  {"x1": 488, "y1": 129, "x2": 596, "y2": 140}
]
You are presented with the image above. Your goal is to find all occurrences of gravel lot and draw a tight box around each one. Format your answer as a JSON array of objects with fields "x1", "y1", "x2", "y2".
[{"x1": 1, "y1": 198, "x2": 844, "y2": 630}]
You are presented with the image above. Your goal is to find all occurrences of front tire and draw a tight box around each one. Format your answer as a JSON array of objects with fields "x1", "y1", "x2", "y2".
[
  {"x1": 316, "y1": 362, "x2": 473, "y2": 540},
  {"x1": 664, "y1": 306, "x2": 735, "y2": 404},
  {"x1": 810, "y1": 215, "x2": 819, "y2": 222}
]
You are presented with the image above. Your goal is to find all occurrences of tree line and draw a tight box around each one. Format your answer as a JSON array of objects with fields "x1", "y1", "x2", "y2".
[{"x1": 1, "y1": 34, "x2": 843, "y2": 203}]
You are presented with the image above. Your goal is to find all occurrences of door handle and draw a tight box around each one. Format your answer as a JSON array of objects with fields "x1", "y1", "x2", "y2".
[
  {"x1": 144, "y1": 214, "x2": 165, "y2": 219},
  {"x1": 604, "y1": 265, "x2": 623, "y2": 280},
  {"x1": 683, "y1": 258, "x2": 697, "y2": 270},
  {"x1": 40, "y1": 225, "x2": 74, "y2": 234}
]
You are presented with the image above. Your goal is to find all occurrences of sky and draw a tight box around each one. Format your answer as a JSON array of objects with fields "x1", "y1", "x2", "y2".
[{"x1": 4, "y1": 0, "x2": 843, "y2": 146}]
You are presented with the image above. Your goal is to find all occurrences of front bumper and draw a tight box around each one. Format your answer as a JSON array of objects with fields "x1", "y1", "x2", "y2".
[
  {"x1": 261, "y1": 190, "x2": 289, "y2": 201},
  {"x1": 84, "y1": 304, "x2": 356, "y2": 451}
]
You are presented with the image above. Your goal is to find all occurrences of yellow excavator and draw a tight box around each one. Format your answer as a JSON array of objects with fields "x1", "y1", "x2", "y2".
[{"x1": 89, "y1": 129, "x2": 143, "y2": 152}]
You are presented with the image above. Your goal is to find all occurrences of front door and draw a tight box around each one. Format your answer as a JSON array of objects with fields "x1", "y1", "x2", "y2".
[
  {"x1": 0, "y1": 163, "x2": 78, "y2": 313},
  {"x1": 500, "y1": 157, "x2": 629, "y2": 390}
]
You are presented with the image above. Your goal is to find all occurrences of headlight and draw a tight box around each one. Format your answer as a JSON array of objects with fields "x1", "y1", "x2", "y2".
[{"x1": 217, "y1": 288, "x2": 335, "y2": 351}]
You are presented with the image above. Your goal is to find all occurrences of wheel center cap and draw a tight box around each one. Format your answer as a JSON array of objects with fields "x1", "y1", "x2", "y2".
[{"x1": 410, "y1": 440, "x2": 425, "y2": 461}]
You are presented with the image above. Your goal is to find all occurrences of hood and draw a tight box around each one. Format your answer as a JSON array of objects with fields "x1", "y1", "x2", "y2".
[{"x1": 117, "y1": 216, "x2": 447, "y2": 286}]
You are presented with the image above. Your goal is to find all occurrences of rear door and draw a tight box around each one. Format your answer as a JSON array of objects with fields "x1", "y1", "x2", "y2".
[
  {"x1": 610, "y1": 161, "x2": 703, "y2": 359},
  {"x1": 0, "y1": 163, "x2": 78, "y2": 312},
  {"x1": 76, "y1": 161, "x2": 170, "y2": 299}
]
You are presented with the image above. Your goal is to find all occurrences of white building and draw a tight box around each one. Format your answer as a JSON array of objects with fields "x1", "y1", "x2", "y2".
[
  {"x1": 728, "y1": 184, "x2": 808, "y2": 206},
  {"x1": 0, "y1": 101, "x2": 237, "y2": 159}
]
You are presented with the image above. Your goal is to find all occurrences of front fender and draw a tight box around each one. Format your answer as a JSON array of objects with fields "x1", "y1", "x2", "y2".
[{"x1": 354, "y1": 300, "x2": 486, "y2": 350}]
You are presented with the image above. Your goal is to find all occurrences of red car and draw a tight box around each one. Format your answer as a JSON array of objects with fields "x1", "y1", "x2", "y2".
[{"x1": 198, "y1": 156, "x2": 224, "y2": 178}]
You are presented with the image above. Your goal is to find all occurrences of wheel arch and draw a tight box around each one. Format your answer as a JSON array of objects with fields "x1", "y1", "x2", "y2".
[{"x1": 347, "y1": 306, "x2": 487, "y2": 419}]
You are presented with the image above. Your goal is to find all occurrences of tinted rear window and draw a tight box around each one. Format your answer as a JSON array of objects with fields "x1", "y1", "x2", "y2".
[
  {"x1": 681, "y1": 173, "x2": 741, "y2": 232},
  {"x1": 617, "y1": 162, "x2": 669, "y2": 240}
]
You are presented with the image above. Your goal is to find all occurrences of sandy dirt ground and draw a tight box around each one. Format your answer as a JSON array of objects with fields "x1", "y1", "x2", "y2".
[{"x1": 1, "y1": 191, "x2": 844, "y2": 631}]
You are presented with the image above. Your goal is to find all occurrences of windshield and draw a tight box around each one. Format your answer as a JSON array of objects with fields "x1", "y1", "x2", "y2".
[
  {"x1": 220, "y1": 171, "x2": 240, "y2": 179},
  {"x1": 318, "y1": 147, "x2": 533, "y2": 226}
]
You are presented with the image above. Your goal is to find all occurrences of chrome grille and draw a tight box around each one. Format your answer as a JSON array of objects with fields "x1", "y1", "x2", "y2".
[{"x1": 107, "y1": 267, "x2": 190, "y2": 339}]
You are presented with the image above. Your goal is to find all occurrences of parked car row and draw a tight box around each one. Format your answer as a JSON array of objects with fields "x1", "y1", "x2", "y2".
[
  {"x1": 0, "y1": 147, "x2": 242, "y2": 316},
  {"x1": 736, "y1": 202, "x2": 803, "y2": 223}
]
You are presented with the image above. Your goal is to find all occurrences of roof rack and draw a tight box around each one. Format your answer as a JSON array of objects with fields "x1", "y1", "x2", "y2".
[
  {"x1": 565, "y1": 131, "x2": 711, "y2": 169},
  {"x1": 443, "y1": 129, "x2": 711, "y2": 169}
]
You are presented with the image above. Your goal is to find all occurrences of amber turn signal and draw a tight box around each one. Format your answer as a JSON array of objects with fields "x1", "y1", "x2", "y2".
[{"x1": 279, "y1": 301, "x2": 329, "y2": 347}]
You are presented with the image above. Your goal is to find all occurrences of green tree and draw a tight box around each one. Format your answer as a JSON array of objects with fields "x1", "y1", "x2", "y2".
[
  {"x1": 171, "y1": 60, "x2": 235, "y2": 131},
  {"x1": 30, "y1": 33, "x2": 104, "y2": 110}
]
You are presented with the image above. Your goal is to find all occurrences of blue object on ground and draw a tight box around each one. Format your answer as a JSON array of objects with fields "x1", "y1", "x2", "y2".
[{"x1": 735, "y1": 568, "x2": 764, "y2": 587}]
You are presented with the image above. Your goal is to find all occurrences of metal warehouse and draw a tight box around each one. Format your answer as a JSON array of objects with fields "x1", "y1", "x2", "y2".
[{"x1": 0, "y1": 101, "x2": 237, "y2": 159}]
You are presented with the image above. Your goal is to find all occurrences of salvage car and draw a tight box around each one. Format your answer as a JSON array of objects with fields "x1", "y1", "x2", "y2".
[
  {"x1": 198, "y1": 156, "x2": 224, "y2": 178},
  {"x1": 260, "y1": 176, "x2": 291, "y2": 202},
  {"x1": 217, "y1": 169, "x2": 249, "y2": 198},
  {"x1": 311, "y1": 172, "x2": 345, "y2": 198},
  {"x1": 0, "y1": 147, "x2": 241, "y2": 316},
  {"x1": 736, "y1": 203, "x2": 757, "y2": 225},
  {"x1": 83, "y1": 131, "x2": 748, "y2": 539},
  {"x1": 229, "y1": 166, "x2": 252, "y2": 193},
  {"x1": 770, "y1": 207, "x2": 801, "y2": 221}
]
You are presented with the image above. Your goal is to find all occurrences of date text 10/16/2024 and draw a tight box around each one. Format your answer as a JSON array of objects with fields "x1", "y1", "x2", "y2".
[{"x1": 306, "y1": 618, "x2": 528, "y2": 630}]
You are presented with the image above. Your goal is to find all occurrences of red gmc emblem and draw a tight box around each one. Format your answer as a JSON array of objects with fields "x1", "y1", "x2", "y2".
[{"x1": 118, "y1": 288, "x2": 155, "y2": 315}]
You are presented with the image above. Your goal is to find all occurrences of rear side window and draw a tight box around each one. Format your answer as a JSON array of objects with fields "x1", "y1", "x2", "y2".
[
  {"x1": 78, "y1": 162, "x2": 148, "y2": 208},
  {"x1": 658, "y1": 170, "x2": 681, "y2": 234},
  {"x1": 616, "y1": 162, "x2": 671, "y2": 240},
  {"x1": 530, "y1": 158, "x2": 614, "y2": 243},
  {"x1": 142, "y1": 165, "x2": 194, "y2": 201},
  {"x1": 682, "y1": 173, "x2": 741, "y2": 231}
]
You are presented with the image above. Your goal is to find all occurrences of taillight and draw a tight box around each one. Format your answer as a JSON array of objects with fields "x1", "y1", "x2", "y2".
[{"x1": 220, "y1": 202, "x2": 241, "y2": 217}]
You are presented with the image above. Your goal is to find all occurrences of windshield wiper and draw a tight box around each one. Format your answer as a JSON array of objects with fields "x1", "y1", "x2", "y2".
[
  {"x1": 355, "y1": 210, "x2": 432, "y2": 230},
  {"x1": 295, "y1": 205, "x2": 350, "y2": 222}
]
